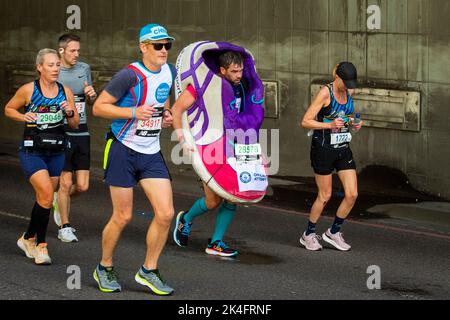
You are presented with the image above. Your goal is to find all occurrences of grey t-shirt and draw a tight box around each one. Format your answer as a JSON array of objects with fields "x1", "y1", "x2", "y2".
[{"x1": 58, "y1": 61, "x2": 93, "y2": 134}]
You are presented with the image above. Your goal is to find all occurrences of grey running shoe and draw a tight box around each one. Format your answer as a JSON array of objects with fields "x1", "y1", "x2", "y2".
[
  {"x1": 135, "y1": 268, "x2": 174, "y2": 296},
  {"x1": 93, "y1": 265, "x2": 122, "y2": 293}
]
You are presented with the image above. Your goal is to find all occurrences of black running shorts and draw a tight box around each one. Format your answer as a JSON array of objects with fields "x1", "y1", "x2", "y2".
[
  {"x1": 310, "y1": 141, "x2": 356, "y2": 175},
  {"x1": 63, "y1": 135, "x2": 91, "y2": 172}
]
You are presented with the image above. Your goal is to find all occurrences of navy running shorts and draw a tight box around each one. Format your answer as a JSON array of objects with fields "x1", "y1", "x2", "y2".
[
  {"x1": 310, "y1": 141, "x2": 356, "y2": 175},
  {"x1": 104, "y1": 140, "x2": 171, "y2": 188},
  {"x1": 63, "y1": 135, "x2": 91, "y2": 172},
  {"x1": 19, "y1": 149, "x2": 65, "y2": 180}
]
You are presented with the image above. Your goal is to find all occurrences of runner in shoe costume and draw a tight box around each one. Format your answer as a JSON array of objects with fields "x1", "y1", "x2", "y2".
[{"x1": 172, "y1": 42, "x2": 268, "y2": 257}]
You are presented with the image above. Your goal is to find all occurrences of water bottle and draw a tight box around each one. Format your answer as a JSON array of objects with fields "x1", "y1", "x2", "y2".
[
  {"x1": 332, "y1": 110, "x2": 346, "y2": 133},
  {"x1": 351, "y1": 113, "x2": 361, "y2": 133}
]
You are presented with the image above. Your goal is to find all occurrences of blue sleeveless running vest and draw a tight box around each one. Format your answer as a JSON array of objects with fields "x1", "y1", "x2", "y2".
[
  {"x1": 313, "y1": 83, "x2": 355, "y2": 148},
  {"x1": 23, "y1": 80, "x2": 68, "y2": 151}
]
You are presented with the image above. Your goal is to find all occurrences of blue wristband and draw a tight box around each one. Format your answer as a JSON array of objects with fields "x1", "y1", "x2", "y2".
[{"x1": 131, "y1": 107, "x2": 136, "y2": 120}]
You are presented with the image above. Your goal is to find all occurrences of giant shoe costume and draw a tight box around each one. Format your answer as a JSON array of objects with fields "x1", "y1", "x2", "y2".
[{"x1": 175, "y1": 41, "x2": 268, "y2": 204}]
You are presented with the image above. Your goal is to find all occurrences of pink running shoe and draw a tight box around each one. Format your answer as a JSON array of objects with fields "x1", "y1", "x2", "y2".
[
  {"x1": 322, "y1": 229, "x2": 351, "y2": 251},
  {"x1": 299, "y1": 232, "x2": 323, "y2": 251}
]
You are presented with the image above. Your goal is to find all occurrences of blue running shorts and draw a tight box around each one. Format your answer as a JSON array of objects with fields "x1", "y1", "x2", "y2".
[
  {"x1": 104, "y1": 140, "x2": 171, "y2": 188},
  {"x1": 19, "y1": 149, "x2": 65, "y2": 180}
]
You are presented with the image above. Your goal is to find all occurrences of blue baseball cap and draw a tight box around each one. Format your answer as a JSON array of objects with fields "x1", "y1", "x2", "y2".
[{"x1": 139, "y1": 24, "x2": 175, "y2": 43}]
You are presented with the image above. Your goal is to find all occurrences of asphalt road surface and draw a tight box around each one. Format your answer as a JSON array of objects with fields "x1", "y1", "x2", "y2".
[{"x1": 0, "y1": 156, "x2": 449, "y2": 301}]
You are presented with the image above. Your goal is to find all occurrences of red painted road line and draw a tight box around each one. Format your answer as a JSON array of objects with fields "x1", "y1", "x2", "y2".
[{"x1": 175, "y1": 190, "x2": 450, "y2": 241}]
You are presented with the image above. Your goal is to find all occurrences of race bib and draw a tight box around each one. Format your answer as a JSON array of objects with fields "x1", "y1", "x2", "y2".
[
  {"x1": 235, "y1": 143, "x2": 262, "y2": 158},
  {"x1": 330, "y1": 132, "x2": 352, "y2": 145},
  {"x1": 136, "y1": 117, "x2": 163, "y2": 137},
  {"x1": 74, "y1": 95, "x2": 86, "y2": 124},
  {"x1": 236, "y1": 163, "x2": 268, "y2": 192},
  {"x1": 37, "y1": 111, "x2": 64, "y2": 125}
]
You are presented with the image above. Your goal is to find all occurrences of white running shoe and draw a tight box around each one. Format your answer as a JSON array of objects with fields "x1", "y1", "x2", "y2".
[
  {"x1": 58, "y1": 227, "x2": 78, "y2": 243},
  {"x1": 32, "y1": 243, "x2": 52, "y2": 265},
  {"x1": 299, "y1": 232, "x2": 323, "y2": 251},
  {"x1": 322, "y1": 228, "x2": 351, "y2": 251},
  {"x1": 53, "y1": 192, "x2": 61, "y2": 227},
  {"x1": 17, "y1": 234, "x2": 36, "y2": 258}
]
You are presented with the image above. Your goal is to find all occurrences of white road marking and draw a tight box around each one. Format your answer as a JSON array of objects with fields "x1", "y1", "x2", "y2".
[{"x1": 0, "y1": 211, "x2": 30, "y2": 221}]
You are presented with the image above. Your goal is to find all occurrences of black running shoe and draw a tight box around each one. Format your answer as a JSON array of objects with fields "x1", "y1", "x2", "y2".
[
  {"x1": 205, "y1": 239, "x2": 239, "y2": 257},
  {"x1": 173, "y1": 211, "x2": 192, "y2": 247}
]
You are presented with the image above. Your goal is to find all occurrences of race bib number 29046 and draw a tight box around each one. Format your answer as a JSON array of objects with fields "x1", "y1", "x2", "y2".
[{"x1": 37, "y1": 111, "x2": 64, "y2": 125}]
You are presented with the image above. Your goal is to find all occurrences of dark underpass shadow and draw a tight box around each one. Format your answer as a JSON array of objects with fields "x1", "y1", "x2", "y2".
[
  {"x1": 266, "y1": 165, "x2": 445, "y2": 220},
  {"x1": 164, "y1": 235, "x2": 284, "y2": 266}
]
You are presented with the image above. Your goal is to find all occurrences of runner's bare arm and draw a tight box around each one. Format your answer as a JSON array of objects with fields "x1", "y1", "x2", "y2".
[
  {"x1": 63, "y1": 86, "x2": 80, "y2": 129},
  {"x1": 171, "y1": 89, "x2": 196, "y2": 142},
  {"x1": 4, "y1": 83, "x2": 35, "y2": 122},
  {"x1": 162, "y1": 100, "x2": 173, "y2": 128},
  {"x1": 301, "y1": 86, "x2": 342, "y2": 130},
  {"x1": 93, "y1": 90, "x2": 154, "y2": 121}
]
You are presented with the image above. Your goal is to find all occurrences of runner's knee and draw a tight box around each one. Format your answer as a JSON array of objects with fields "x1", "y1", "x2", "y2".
[
  {"x1": 205, "y1": 197, "x2": 222, "y2": 210},
  {"x1": 111, "y1": 210, "x2": 132, "y2": 228},
  {"x1": 37, "y1": 190, "x2": 54, "y2": 209},
  {"x1": 155, "y1": 208, "x2": 175, "y2": 227},
  {"x1": 59, "y1": 178, "x2": 73, "y2": 193},
  {"x1": 76, "y1": 182, "x2": 89, "y2": 193},
  {"x1": 318, "y1": 190, "x2": 332, "y2": 203},
  {"x1": 345, "y1": 191, "x2": 358, "y2": 203}
]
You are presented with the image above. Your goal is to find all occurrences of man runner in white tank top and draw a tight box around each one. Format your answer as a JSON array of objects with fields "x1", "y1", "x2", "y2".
[{"x1": 92, "y1": 24, "x2": 176, "y2": 296}]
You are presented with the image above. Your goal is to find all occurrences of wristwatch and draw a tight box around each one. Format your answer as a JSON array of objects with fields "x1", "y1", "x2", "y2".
[{"x1": 65, "y1": 110, "x2": 75, "y2": 118}]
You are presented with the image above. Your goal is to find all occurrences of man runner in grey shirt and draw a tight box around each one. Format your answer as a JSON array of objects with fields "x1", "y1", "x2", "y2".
[{"x1": 53, "y1": 34, "x2": 97, "y2": 242}]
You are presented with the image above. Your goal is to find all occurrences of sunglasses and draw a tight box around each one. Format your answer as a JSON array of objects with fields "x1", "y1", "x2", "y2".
[{"x1": 145, "y1": 42, "x2": 172, "y2": 51}]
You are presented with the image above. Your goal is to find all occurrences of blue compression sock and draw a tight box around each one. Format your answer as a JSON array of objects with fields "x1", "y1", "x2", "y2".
[
  {"x1": 211, "y1": 202, "x2": 237, "y2": 243},
  {"x1": 184, "y1": 197, "x2": 208, "y2": 223}
]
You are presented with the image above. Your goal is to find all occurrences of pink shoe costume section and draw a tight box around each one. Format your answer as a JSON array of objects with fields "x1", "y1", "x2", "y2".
[{"x1": 175, "y1": 41, "x2": 268, "y2": 203}]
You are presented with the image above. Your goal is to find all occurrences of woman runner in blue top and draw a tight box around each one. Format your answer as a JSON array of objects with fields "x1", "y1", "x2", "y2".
[
  {"x1": 300, "y1": 62, "x2": 362, "y2": 252},
  {"x1": 5, "y1": 49, "x2": 79, "y2": 265}
]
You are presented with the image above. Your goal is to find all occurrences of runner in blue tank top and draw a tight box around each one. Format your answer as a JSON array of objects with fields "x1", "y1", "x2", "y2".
[
  {"x1": 300, "y1": 62, "x2": 363, "y2": 252},
  {"x1": 92, "y1": 24, "x2": 176, "y2": 296},
  {"x1": 5, "y1": 49, "x2": 79, "y2": 265}
]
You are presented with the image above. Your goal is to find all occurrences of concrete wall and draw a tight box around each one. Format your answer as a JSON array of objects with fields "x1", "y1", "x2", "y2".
[{"x1": 0, "y1": 0, "x2": 449, "y2": 198}]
